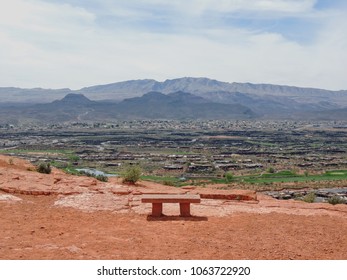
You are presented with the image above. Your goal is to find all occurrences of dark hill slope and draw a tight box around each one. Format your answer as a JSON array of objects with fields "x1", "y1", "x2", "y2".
[
  {"x1": 0, "y1": 92, "x2": 256, "y2": 124},
  {"x1": 112, "y1": 91, "x2": 255, "y2": 119}
]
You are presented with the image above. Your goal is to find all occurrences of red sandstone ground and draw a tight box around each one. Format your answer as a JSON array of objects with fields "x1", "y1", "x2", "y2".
[{"x1": 1, "y1": 155, "x2": 347, "y2": 260}]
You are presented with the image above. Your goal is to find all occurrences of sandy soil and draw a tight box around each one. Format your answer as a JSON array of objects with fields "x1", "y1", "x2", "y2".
[{"x1": 1, "y1": 155, "x2": 347, "y2": 260}]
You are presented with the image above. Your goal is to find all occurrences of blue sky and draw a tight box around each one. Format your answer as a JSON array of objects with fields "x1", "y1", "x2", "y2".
[{"x1": 0, "y1": 0, "x2": 346, "y2": 90}]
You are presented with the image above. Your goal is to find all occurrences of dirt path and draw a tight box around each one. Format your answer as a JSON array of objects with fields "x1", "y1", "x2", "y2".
[{"x1": 1, "y1": 194, "x2": 346, "y2": 260}]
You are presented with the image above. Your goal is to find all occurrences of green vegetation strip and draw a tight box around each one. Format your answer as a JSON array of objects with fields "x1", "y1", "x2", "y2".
[
  {"x1": 141, "y1": 175, "x2": 179, "y2": 183},
  {"x1": 141, "y1": 170, "x2": 347, "y2": 186},
  {"x1": 241, "y1": 170, "x2": 347, "y2": 184}
]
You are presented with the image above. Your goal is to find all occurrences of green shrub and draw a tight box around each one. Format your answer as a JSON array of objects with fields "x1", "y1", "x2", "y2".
[
  {"x1": 122, "y1": 165, "x2": 142, "y2": 184},
  {"x1": 267, "y1": 167, "x2": 275, "y2": 173},
  {"x1": 37, "y1": 162, "x2": 52, "y2": 174},
  {"x1": 224, "y1": 171, "x2": 234, "y2": 183},
  {"x1": 327, "y1": 196, "x2": 345, "y2": 205},
  {"x1": 96, "y1": 174, "x2": 108, "y2": 182},
  {"x1": 68, "y1": 155, "x2": 80, "y2": 162},
  {"x1": 302, "y1": 192, "x2": 316, "y2": 203},
  {"x1": 163, "y1": 180, "x2": 176, "y2": 186}
]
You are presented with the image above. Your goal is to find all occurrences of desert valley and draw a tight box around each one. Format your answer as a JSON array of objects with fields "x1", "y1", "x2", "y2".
[{"x1": 1, "y1": 78, "x2": 347, "y2": 260}]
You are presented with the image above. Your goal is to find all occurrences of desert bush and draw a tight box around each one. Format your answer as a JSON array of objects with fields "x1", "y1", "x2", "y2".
[
  {"x1": 122, "y1": 165, "x2": 142, "y2": 184},
  {"x1": 302, "y1": 192, "x2": 316, "y2": 203},
  {"x1": 37, "y1": 162, "x2": 52, "y2": 174},
  {"x1": 267, "y1": 167, "x2": 275, "y2": 173},
  {"x1": 96, "y1": 174, "x2": 108, "y2": 182},
  {"x1": 327, "y1": 195, "x2": 345, "y2": 205},
  {"x1": 163, "y1": 180, "x2": 176, "y2": 186},
  {"x1": 68, "y1": 155, "x2": 80, "y2": 162},
  {"x1": 224, "y1": 171, "x2": 234, "y2": 182}
]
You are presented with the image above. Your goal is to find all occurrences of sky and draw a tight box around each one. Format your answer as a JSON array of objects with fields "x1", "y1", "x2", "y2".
[{"x1": 0, "y1": 0, "x2": 346, "y2": 90}]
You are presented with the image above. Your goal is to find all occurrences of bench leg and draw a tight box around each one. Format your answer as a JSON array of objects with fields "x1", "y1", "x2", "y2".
[
  {"x1": 152, "y1": 203, "x2": 163, "y2": 217},
  {"x1": 180, "y1": 203, "x2": 191, "y2": 217}
]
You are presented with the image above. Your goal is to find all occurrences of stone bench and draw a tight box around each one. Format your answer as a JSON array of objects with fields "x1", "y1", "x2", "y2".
[{"x1": 141, "y1": 194, "x2": 201, "y2": 217}]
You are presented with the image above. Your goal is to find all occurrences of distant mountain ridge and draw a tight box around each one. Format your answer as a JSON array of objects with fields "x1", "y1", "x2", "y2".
[
  {"x1": 1, "y1": 77, "x2": 347, "y2": 121},
  {"x1": 1, "y1": 77, "x2": 347, "y2": 103},
  {"x1": 78, "y1": 77, "x2": 347, "y2": 102}
]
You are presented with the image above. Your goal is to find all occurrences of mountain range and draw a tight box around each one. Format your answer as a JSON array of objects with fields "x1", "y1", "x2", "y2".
[
  {"x1": 0, "y1": 92, "x2": 255, "y2": 124},
  {"x1": 0, "y1": 77, "x2": 347, "y2": 123}
]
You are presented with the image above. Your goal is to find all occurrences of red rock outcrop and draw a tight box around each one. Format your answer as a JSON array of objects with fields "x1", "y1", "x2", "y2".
[{"x1": 1, "y1": 155, "x2": 347, "y2": 260}]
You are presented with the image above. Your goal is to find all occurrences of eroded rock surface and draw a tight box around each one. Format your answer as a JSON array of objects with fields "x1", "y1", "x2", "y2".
[{"x1": 1, "y1": 155, "x2": 347, "y2": 260}]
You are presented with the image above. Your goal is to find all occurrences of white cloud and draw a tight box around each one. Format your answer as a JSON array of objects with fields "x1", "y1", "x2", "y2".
[
  {"x1": 0, "y1": 0, "x2": 95, "y2": 29},
  {"x1": 249, "y1": 0, "x2": 315, "y2": 13},
  {"x1": 0, "y1": 0, "x2": 346, "y2": 90},
  {"x1": 137, "y1": 0, "x2": 316, "y2": 15}
]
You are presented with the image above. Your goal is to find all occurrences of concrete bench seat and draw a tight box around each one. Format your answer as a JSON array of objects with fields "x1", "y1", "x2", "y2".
[{"x1": 141, "y1": 194, "x2": 201, "y2": 217}]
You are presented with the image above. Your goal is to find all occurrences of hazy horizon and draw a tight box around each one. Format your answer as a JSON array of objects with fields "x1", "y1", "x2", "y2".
[{"x1": 1, "y1": 76, "x2": 347, "y2": 92}]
